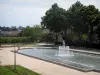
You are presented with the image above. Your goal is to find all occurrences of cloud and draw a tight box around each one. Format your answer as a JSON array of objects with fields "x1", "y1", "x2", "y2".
[
  {"x1": 0, "y1": 0, "x2": 10, "y2": 4},
  {"x1": 0, "y1": 3, "x2": 46, "y2": 27}
]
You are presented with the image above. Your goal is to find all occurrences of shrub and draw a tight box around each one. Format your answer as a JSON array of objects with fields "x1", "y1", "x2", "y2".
[{"x1": 0, "y1": 37, "x2": 31, "y2": 43}]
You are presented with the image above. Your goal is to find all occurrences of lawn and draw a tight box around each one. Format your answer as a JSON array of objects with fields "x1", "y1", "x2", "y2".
[{"x1": 0, "y1": 65, "x2": 40, "y2": 75}]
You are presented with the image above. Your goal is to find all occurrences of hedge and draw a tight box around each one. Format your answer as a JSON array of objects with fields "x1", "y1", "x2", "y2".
[{"x1": 0, "y1": 37, "x2": 31, "y2": 43}]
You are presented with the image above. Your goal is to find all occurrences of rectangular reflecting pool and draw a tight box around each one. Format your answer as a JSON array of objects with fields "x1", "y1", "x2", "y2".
[{"x1": 17, "y1": 48, "x2": 100, "y2": 72}]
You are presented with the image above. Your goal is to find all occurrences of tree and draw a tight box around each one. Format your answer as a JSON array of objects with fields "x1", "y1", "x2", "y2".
[
  {"x1": 66, "y1": 1, "x2": 87, "y2": 43},
  {"x1": 80, "y1": 5, "x2": 100, "y2": 44},
  {"x1": 22, "y1": 26, "x2": 31, "y2": 36},
  {"x1": 96, "y1": 24, "x2": 100, "y2": 44},
  {"x1": 41, "y1": 3, "x2": 67, "y2": 42},
  {"x1": 41, "y1": 32, "x2": 55, "y2": 42},
  {"x1": 22, "y1": 25, "x2": 42, "y2": 42},
  {"x1": 30, "y1": 25, "x2": 42, "y2": 42},
  {"x1": 96, "y1": 13, "x2": 100, "y2": 44}
]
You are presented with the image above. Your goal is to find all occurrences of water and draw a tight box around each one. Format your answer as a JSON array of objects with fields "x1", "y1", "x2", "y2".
[
  {"x1": 58, "y1": 46, "x2": 72, "y2": 56},
  {"x1": 58, "y1": 40, "x2": 72, "y2": 56},
  {"x1": 18, "y1": 48, "x2": 100, "y2": 71}
]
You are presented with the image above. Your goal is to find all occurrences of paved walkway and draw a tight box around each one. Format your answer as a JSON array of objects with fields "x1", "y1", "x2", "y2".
[{"x1": 0, "y1": 47, "x2": 100, "y2": 75}]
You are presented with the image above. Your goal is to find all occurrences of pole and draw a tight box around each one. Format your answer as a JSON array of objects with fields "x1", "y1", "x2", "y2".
[
  {"x1": 0, "y1": 30, "x2": 1, "y2": 47},
  {"x1": 18, "y1": 43, "x2": 20, "y2": 50},
  {"x1": 13, "y1": 42, "x2": 16, "y2": 70},
  {"x1": 0, "y1": 35, "x2": 1, "y2": 47}
]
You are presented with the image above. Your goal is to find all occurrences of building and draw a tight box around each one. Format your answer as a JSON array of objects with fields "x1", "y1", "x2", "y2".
[{"x1": 1, "y1": 31, "x2": 21, "y2": 36}]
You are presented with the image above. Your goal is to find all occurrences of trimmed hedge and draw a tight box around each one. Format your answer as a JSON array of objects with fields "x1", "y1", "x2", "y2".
[{"x1": 0, "y1": 37, "x2": 31, "y2": 43}]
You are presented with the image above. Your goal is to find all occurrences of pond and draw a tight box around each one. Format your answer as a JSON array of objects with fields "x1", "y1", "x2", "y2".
[{"x1": 17, "y1": 48, "x2": 100, "y2": 72}]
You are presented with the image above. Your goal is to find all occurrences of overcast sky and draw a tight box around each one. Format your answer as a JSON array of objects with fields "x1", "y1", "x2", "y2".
[{"x1": 0, "y1": 0, "x2": 99, "y2": 27}]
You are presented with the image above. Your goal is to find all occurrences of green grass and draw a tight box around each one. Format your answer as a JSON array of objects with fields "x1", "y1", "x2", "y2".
[{"x1": 0, "y1": 65, "x2": 41, "y2": 75}]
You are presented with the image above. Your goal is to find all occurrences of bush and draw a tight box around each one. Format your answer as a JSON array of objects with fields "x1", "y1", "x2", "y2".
[
  {"x1": 0, "y1": 37, "x2": 31, "y2": 43},
  {"x1": 40, "y1": 33, "x2": 55, "y2": 42}
]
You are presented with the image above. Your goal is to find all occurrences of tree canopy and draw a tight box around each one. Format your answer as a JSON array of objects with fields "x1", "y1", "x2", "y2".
[
  {"x1": 41, "y1": 3, "x2": 67, "y2": 33},
  {"x1": 41, "y1": 1, "x2": 100, "y2": 46},
  {"x1": 22, "y1": 25, "x2": 42, "y2": 42}
]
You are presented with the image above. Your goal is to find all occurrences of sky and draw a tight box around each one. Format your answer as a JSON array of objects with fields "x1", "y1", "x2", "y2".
[{"x1": 0, "y1": 0, "x2": 99, "y2": 27}]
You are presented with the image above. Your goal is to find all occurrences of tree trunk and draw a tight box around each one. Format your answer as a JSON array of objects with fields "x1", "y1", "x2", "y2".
[
  {"x1": 55, "y1": 33, "x2": 58, "y2": 43},
  {"x1": 78, "y1": 32, "x2": 82, "y2": 46},
  {"x1": 89, "y1": 25, "x2": 93, "y2": 45},
  {"x1": 64, "y1": 30, "x2": 67, "y2": 44}
]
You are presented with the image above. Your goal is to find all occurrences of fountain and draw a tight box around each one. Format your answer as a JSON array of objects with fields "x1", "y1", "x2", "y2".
[
  {"x1": 18, "y1": 42, "x2": 100, "y2": 71},
  {"x1": 58, "y1": 40, "x2": 72, "y2": 56}
]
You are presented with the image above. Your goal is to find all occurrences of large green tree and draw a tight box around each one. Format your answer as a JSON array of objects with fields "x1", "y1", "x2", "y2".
[
  {"x1": 66, "y1": 1, "x2": 87, "y2": 42},
  {"x1": 41, "y1": 1, "x2": 100, "y2": 46},
  {"x1": 96, "y1": 13, "x2": 100, "y2": 44},
  {"x1": 41, "y1": 3, "x2": 67, "y2": 42},
  {"x1": 80, "y1": 5, "x2": 100, "y2": 44},
  {"x1": 41, "y1": 3, "x2": 67, "y2": 32}
]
